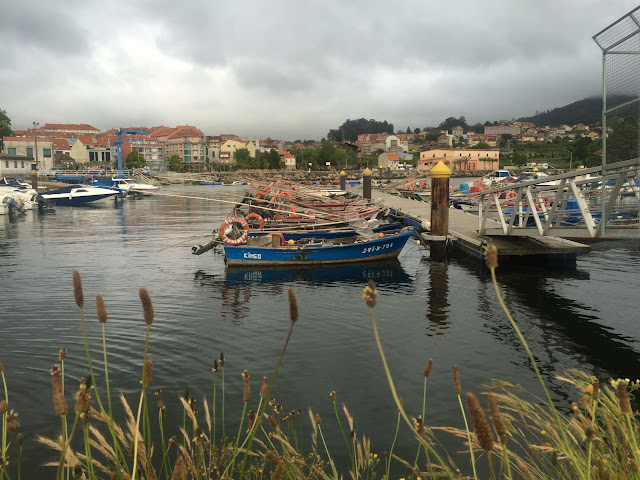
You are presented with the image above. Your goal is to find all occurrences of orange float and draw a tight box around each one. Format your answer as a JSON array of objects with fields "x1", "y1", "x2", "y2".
[{"x1": 219, "y1": 217, "x2": 250, "y2": 245}]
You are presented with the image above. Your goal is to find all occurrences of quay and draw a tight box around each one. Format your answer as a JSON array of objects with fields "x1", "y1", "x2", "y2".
[{"x1": 366, "y1": 190, "x2": 592, "y2": 261}]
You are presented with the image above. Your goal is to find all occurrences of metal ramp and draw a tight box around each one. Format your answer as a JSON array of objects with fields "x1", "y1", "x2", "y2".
[{"x1": 478, "y1": 159, "x2": 640, "y2": 239}]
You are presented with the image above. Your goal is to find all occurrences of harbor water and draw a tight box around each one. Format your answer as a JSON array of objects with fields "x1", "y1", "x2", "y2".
[{"x1": 1, "y1": 184, "x2": 639, "y2": 477}]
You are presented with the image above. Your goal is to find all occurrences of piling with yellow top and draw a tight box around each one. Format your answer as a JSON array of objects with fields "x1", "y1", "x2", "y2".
[
  {"x1": 340, "y1": 170, "x2": 346, "y2": 190},
  {"x1": 31, "y1": 170, "x2": 38, "y2": 191},
  {"x1": 362, "y1": 168, "x2": 372, "y2": 200},
  {"x1": 429, "y1": 161, "x2": 452, "y2": 260}
]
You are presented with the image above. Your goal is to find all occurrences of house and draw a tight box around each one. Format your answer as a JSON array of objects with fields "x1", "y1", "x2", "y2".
[
  {"x1": 221, "y1": 138, "x2": 256, "y2": 165},
  {"x1": 418, "y1": 148, "x2": 499, "y2": 172},
  {"x1": 452, "y1": 126, "x2": 464, "y2": 137},
  {"x1": 278, "y1": 151, "x2": 296, "y2": 171},
  {"x1": 2, "y1": 136, "x2": 54, "y2": 171},
  {"x1": 0, "y1": 153, "x2": 36, "y2": 176},
  {"x1": 437, "y1": 134, "x2": 453, "y2": 147},
  {"x1": 385, "y1": 135, "x2": 409, "y2": 153},
  {"x1": 377, "y1": 152, "x2": 400, "y2": 169}
]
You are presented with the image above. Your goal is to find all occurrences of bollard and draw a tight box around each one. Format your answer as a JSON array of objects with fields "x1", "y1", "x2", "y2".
[
  {"x1": 340, "y1": 170, "x2": 346, "y2": 190},
  {"x1": 429, "y1": 161, "x2": 451, "y2": 260},
  {"x1": 387, "y1": 165, "x2": 391, "y2": 182},
  {"x1": 362, "y1": 167, "x2": 372, "y2": 200},
  {"x1": 30, "y1": 170, "x2": 38, "y2": 191}
]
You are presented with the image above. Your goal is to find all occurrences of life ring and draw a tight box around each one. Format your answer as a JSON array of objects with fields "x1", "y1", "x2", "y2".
[
  {"x1": 219, "y1": 216, "x2": 250, "y2": 246},
  {"x1": 275, "y1": 206, "x2": 296, "y2": 219},
  {"x1": 505, "y1": 190, "x2": 517, "y2": 200},
  {"x1": 420, "y1": 181, "x2": 429, "y2": 189},
  {"x1": 271, "y1": 232, "x2": 286, "y2": 246},
  {"x1": 474, "y1": 179, "x2": 483, "y2": 187},
  {"x1": 290, "y1": 185, "x2": 299, "y2": 191},
  {"x1": 535, "y1": 197, "x2": 551, "y2": 211},
  {"x1": 404, "y1": 183, "x2": 411, "y2": 190},
  {"x1": 245, "y1": 213, "x2": 264, "y2": 229},
  {"x1": 254, "y1": 192, "x2": 266, "y2": 201},
  {"x1": 277, "y1": 191, "x2": 292, "y2": 202}
]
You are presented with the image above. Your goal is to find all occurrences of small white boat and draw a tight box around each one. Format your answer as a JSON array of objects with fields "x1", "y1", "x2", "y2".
[
  {"x1": 0, "y1": 186, "x2": 41, "y2": 211},
  {"x1": 92, "y1": 176, "x2": 159, "y2": 195}
]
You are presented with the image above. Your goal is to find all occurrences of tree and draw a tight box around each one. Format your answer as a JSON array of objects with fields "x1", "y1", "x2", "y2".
[
  {"x1": 512, "y1": 151, "x2": 527, "y2": 165},
  {"x1": 234, "y1": 148, "x2": 252, "y2": 168},
  {"x1": 266, "y1": 149, "x2": 282, "y2": 169},
  {"x1": 327, "y1": 118, "x2": 394, "y2": 142},
  {"x1": 438, "y1": 116, "x2": 468, "y2": 131},
  {"x1": 168, "y1": 154, "x2": 182, "y2": 172},
  {"x1": 414, "y1": 128, "x2": 420, "y2": 134},
  {"x1": 406, "y1": 126, "x2": 411, "y2": 134},
  {"x1": 0, "y1": 108, "x2": 13, "y2": 138},
  {"x1": 125, "y1": 150, "x2": 146, "y2": 168},
  {"x1": 470, "y1": 142, "x2": 491, "y2": 149}
]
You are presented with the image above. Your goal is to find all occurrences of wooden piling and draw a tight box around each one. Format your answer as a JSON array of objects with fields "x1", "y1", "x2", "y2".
[
  {"x1": 340, "y1": 170, "x2": 346, "y2": 190},
  {"x1": 362, "y1": 168, "x2": 372, "y2": 200},
  {"x1": 31, "y1": 170, "x2": 38, "y2": 191},
  {"x1": 429, "y1": 161, "x2": 452, "y2": 260}
]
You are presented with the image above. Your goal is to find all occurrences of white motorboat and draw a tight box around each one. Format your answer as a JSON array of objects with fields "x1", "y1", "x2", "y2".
[
  {"x1": 40, "y1": 185, "x2": 120, "y2": 206},
  {"x1": 91, "y1": 176, "x2": 159, "y2": 195}
]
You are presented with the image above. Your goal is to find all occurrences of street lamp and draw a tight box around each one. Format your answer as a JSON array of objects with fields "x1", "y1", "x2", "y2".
[{"x1": 33, "y1": 121, "x2": 40, "y2": 171}]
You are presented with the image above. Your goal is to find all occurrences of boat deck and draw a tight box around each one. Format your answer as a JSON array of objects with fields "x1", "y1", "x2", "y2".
[{"x1": 366, "y1": 190, "x2": 591, "y2": 260}]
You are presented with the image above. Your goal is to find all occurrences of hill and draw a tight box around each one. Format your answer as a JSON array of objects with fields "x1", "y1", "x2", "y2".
[{"x1": 517, "y1": 96, "x2": 602, "y2": 126}]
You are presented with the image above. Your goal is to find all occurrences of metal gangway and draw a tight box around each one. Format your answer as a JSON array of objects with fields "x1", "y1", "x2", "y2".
[{"x1": 477, "y1": 159, "x2": 640, "y2": 239}]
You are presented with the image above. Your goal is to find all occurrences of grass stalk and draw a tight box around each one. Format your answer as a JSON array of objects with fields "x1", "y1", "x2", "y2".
[
  {"x1": 56, "y1": 413, "x2": 79, "y2": 480},
  {"x1": 1, "y1": 371, "x2": 7, "y2": 469},
  {"x1": 333, "y1": 402, "x2": 354, "y2": 471},
  {"x1": 488, "y1": 264, "x2": 585, "y2": 476},
  {"x1": 367, "y1": 302, "x2": 454, "y2": 480},
  {"x1": 501, "y1": 444, "x2": 513, "y2": 480},
  {"x1": 17, "y1": 440, "x2": 21, "y2": 480},
  {"x1": 221, "y1": 367, "x2": 226, "y2": 441},
  {"x1": 212, "y1": 371, "x2": 217, "y2": 446},
  {"x1": 318, "y1": 424, "x2": 338, "y2": 479},
  {"x1": 457, "y1": 393, "x2": 478, "y2": 480},
  {"x1": 130, "y1": 390, "x2": 145, "y2": 480},
  {"x1": 83, "y1": 428, "x2": 95, "y2": 480},
  {"x1": 386, "y1": 411, "x2": 401, "y2": 480},
  {"x1": 487, "y1": 450, "x2": 495, "y2": 480}
]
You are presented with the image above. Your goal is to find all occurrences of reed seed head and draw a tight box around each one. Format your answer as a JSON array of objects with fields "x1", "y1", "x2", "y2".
[
  {"x1": 592, "y1": 378, "x2": 599, "y2": 401},
  {"x1": 484, "y1": 244, "x2": 498, "y2": 270},
  {"x1": 617, "y1": 380, "x2": 632, "y2": 415},
  {"x1": 315, "y1": 413, "x2": 321, "y2": 425},
  {"x1": 597, "y1": 459, "x2": 610, "y2": 480},
  {"x1": 6, "y1": 412, "x2": 19, "y2": 432},
  {"x1": 72, "y1": 270, "x2": 84, "y2": 308},
  {"x1": 0, "y1": 401, "x2": 7, "y2": 414},
  {"x1": 51, "y1": 365, "x2": 68, "y2": 416},
  {"x1": 171, "y1": 456, "x2": 186, "y2": 480},
  {"x1": 630, "y1": 459, "x2": 639, "y2": 474},
  {"x1": 75, "y1": 378, "x2": 91, "y2": 414},
  {"x1": 219, "y1": 352, "x2": 225, "y2": 368},
  {"x1": 287, "y1": 288, "x2": 298, "y2": 323},
  {"x1": 243, "y1": 370, "x2": 250, "y2": 402},
  {"x1": 17, "y1": 433, "x2": 24, "y2": 447},
  {"x1": 73, "y1": 464, "x2": 84, "y2": 479},
  {"x1": 155, "y1": 388, "x2": 164, "y2": 409},
  {"x1": 58, "y1": 348, "x2": 67, "y2": 361},
  {"x1": 260, "y1": 376, "x2": 269, "y2": 398},
  {"x1": 139, "y1": 287, "x2": 154, "y2": 325},
  {"x1": 272, "y1": 462, "x2": 284, "y2": 480},
  {"x1": 424, "y1": 358, "x2": 433, "y2": 378},
  {"x1": 453, "y1": 365, "x2": 461, "y2": 395},
  {"x1": 161, "y1": 405, "x2": 167, "y2": 418},
  {"x1": 143, "y1": 359, "x2": 153, "y2": 387},
  {"x1": 96, "y1": 294, "x2": 107, "y2": 323},
  {"x1": 466, "y1": 392, "x2": 494, "y2": 452},
  {"x1": 267, "y1": 415, "x2": 278, "y2": 428},
  {"x1": 397, "y1": 396, "x2": 404, "y2": 412},
  {"x1": 212, "y1": 360, "x2": 219, "y2": 373},
  {"x1": 330, "y1": 390, "x2": 336, "y2": 402},
  {"x1": 363, "y1": 280, "x2": 378, "y2": 308},
  {"x1": 488, "y1": 393, "x2": 507, "y2": 445},
  {"x1": 247, "y1": 410, "x2": 256, "y2": 433},
  {"x1": 265, "y1": 450, "x2": 280, "y2": 466}
]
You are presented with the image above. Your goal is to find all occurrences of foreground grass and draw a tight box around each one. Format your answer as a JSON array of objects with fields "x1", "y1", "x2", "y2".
[{"x1": 0, "y1": 253, "x2": 638, "y2": 479}]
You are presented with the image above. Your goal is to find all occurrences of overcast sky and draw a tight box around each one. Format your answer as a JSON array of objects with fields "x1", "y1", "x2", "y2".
[{"x1": 1, "y1": 0, "x2": 638, "y2": 140}]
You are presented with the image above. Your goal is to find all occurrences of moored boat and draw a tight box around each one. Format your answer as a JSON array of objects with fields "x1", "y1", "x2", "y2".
[
  {"x1": 40, "y1": 185, "x2": 120, "y2": 206},
  {"x1": 91, "y1": 176, "x2": 160, "y2": 195}
]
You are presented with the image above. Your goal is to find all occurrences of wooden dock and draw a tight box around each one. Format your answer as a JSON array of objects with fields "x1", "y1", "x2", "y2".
[{"x1": 368, "y1": 191, "x2": 591, "y2": 261}]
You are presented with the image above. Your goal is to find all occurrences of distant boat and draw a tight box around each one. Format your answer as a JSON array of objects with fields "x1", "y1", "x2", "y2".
[
  {"x1": 220, "y1": 229, "x2": 413, "y2": 266},
  {"x1": 40, "y1": 185, "x2": 120, "y2": 206},
  {"x1": 91, "y1": 176, "x2": 159, "y2": 195}
]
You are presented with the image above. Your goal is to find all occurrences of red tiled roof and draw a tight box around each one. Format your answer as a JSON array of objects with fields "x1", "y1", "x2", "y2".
[
  {"x1": 2, "y1": 136, "x2": 53, "y2": 143},
  {"x1": 167, "y1": 126, "x2": 204, "y2": 139},
  {"x1": 43, "y1": 123, "x2": 100, "y2": 131},
  {"x1": 52, "y1": 138, "x2": 71, "y2": 150},
  {"x1": 149, "y1": 126, "x2": 176, "y2": 138},
  {"x1": 383, "y1": 153, "x2": 399, "y2": 160}
]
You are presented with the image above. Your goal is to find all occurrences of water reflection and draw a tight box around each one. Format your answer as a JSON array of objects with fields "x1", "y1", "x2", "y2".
[{"x1": 426, "y1": 260, "x2": 450, "y2": 335}]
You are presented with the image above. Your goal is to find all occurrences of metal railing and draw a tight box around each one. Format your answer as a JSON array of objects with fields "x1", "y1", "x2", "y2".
[{"x1": 478, "y1": 159, "x2": 640, "y2": 239}]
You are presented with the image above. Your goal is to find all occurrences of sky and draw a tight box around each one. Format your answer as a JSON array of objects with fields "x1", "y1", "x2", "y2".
[{"x1": 1, "y1": 0, "x2": 638, "y2": 141}]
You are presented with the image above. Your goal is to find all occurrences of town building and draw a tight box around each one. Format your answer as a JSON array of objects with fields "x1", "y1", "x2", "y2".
[
  {"x1": 41, "y1": 123, "x2": 101, "y2": 136},
  {"x1": 418, "y1": 148, "x2": 500, "y2": 171},
  {"x1": 278, "y1": 151, "x2": 296, "y2": 171},
  {"x1": 377, "y1": 152, "x2": 400, "y2": 169},
  {"x1": 484, "y1": 125, "x2": 520, "y2": 136},
  {"x1": 2, "y1": 136, "x2": 54, "y2": 171}
]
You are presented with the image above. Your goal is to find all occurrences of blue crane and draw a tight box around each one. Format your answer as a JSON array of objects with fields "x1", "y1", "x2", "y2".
[{"x1": 115, "y1": 128, "x2": 149, "y2": 175}]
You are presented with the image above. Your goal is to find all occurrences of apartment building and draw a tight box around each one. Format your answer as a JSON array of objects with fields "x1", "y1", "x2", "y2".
[
  {"x1": 418, "y1": 148, "x2": 499, "y2": 171},
  {"x1": 2, "y1": 136, "x2": 55, "y2": 171}
]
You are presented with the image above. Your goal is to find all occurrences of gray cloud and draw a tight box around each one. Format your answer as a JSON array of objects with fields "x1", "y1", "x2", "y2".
[{"x1": 1, "y1": 0, "x2": 639, "y2": 140}]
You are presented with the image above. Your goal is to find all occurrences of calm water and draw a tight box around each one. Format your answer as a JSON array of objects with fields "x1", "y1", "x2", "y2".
[{"x1": 1, "y1": 184, "x2": 639, "y2": 477}]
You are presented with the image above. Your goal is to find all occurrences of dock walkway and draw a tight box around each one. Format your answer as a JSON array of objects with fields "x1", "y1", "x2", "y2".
[{"x1": 368, "y1": 191, "x2": 591, "y2": 260}]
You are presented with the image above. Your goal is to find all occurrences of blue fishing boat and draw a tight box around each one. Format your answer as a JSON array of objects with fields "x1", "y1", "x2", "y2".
[
  {"x1": 247, "y1": 221, "x2": 403, "y2": 242},
  {"x1": 222, "y1": 229, "x2": 413, "y2": 266},
  {"x1": 40, "y1": 184, "x2": 120, "y2": 206}
]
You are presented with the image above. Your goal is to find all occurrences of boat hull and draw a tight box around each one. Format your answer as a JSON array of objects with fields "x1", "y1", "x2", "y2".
[
  {"x1": 224, "y1": 231, "x2": 412, "y2": 266},
  {"x1": 41, "y1": 185, "x2": 119, "y2": 206}
]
